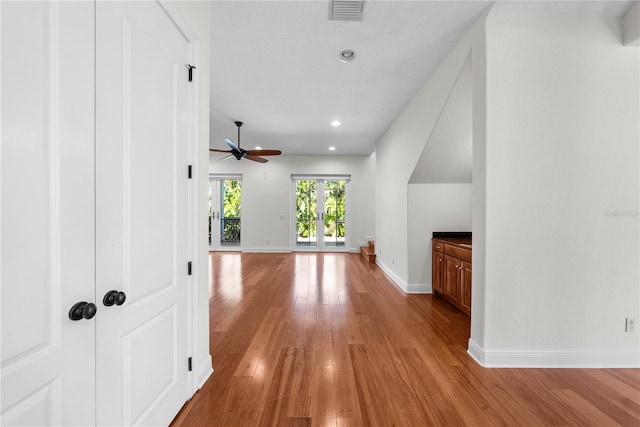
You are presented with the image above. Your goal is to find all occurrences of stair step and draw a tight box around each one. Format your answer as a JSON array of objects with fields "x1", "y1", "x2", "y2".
[{"x1": 361, "y1": 244, "x2": 376, "y2": 263}]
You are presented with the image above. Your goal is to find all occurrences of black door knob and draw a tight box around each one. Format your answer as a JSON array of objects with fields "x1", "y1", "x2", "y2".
[
  {"x1": 103, "y1": 290, "x2": 126, "y2": 307},
  {"x1": 69, "y1": 302, "x2": 97, "y2": 321}
]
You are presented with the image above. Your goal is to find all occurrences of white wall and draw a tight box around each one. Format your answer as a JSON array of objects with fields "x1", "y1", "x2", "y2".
[
  {"x1": 209, "y1": 154, "x2": 376, "y2": 252},
  {"x1": 407, "y1": 184, "x2": 472, "y2": 288},
  {"x1": 623, "y1": 1, "x2": 640, "y2": 46},
  {"x1": 409, "y1": 54, "x2": 473, "y2": 184},
  {"x1": 375, "y1": 12, "x2": 488, "y2": 289},
  {"x1": 164, "y1": 0, "x2": 212, "y2": 386},
  {"x1": 475, "y1": 16, "x2": 640, "y2": 366},
  {"x1": 405, "y1": 53, "x2": 473, "y2": 292}
]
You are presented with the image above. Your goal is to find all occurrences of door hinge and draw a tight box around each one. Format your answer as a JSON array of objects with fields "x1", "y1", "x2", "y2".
[
  {"x1": 188, "y1": 357, "x2": 193, "y2": 372},
  {"x1": 188, "y1": 165, "x2": 192, "y2": 179},
  {"x1": 187, "y1": 64, "x2": 196, "y2": 82},
  {"x1": 188, "y1": 261, "x2": 192, "y2": 275}
]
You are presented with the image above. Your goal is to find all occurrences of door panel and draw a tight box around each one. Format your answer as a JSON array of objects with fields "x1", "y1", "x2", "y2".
[
  {"x1": 209, "y1": 177, "x2": 242, "y2": 250},
  {"x1": 295, "y1": 180, "x2": 318, "y2": 248},
  {"x1": 1, "y1": 2, "x2": 95, "y2": 426},
  {"x1": 96, "y1": 2, "x2": 190, "y2": 426},
  {"x1": 323, "y1": 180, "x2": 346, "y2": 248}
]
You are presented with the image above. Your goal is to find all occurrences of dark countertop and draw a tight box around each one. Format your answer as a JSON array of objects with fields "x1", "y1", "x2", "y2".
[{"x1": 432, "y1": 232, "x2": 472, "y2": 248}]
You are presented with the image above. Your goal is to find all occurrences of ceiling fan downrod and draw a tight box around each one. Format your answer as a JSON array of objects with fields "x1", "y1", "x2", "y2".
[{"x1": 235, "y1": 121, "x2": 243, "y2": 148}]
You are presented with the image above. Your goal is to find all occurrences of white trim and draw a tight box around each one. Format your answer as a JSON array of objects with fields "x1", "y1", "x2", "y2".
[
  {"x1": 467, "y1": 339, "x2": 640, "y2": 368},
  {"x1": 467, "y1": 339, "x2": 485, "y2": 366},
  {"x1": 198, "y1": 355, "x2": 213, "y2": 389},
  {"x1": 242, "y1": 247, "x2": 292, "y2": 253},
  {"x1": 375, "y1": 259, "x2": 408, "y2": 293},
  {"x1": 291, "y1": 174, "x2": 351, "y2": 181},
  {"x1": 406, "y1": 283, "x2": 431, "y2": 294},
  {"x1": 209, "y1": 173, "x2": 242, "y2": 180},
  {"x1": 209, "y1": 246, "x2": 241, "y2": 252},
  {"x1": 374, "y1": 259, "x2": 431, "y2": 294}
]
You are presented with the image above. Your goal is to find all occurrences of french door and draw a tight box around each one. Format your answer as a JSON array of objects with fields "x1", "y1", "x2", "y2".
[
  {"x1": 293, "y1": 177, "x2": 349, "y2": 252},
  {"x1": 209, "y1": 176, "x2": 242, "y2": 250}
]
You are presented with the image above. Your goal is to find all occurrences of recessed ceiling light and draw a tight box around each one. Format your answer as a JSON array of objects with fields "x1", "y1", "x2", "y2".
[
  {"x1": 331, "y1": 120, "x2": 341, "y2": 127},
  {"x1": 339, "y1": 49, "x2": 356, "y2": 63},
  {"x1": 329, "y1": 146, "x2": 336, "y2": 151},
  {"x1": 255, "y1": 146, "x2": 262, "y2": 150}
]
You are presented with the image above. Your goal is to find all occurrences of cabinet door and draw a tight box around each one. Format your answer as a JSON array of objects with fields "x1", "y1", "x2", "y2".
[
  {"x1": 443, "y1": 255, "x2": 461, "y2": 307},
  {"x1": 1, "y1": 2, "x2": 96, "y2": 425},
  {"x1": 461, "y1": 262, "x2": 472, "y2": 316},
  {"x1": 432, "y1": 250, "x2": 444, "y2": 294}
]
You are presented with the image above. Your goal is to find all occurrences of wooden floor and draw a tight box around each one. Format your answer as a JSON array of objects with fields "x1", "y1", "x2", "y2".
[{"x1": 172, "y1": 252, "x2": 640, "y2": 427}]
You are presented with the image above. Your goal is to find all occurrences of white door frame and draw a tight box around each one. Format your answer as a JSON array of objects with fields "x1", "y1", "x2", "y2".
[{"x1": 291, "y1": 175, "x2": 351, "y2": 252}]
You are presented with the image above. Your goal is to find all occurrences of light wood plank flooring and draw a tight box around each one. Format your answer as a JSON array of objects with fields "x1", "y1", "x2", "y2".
[{"x1": 171, "y1": 252, "x2": 640, "y2": 426}]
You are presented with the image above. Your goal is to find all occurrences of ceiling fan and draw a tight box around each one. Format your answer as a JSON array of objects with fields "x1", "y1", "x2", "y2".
[{"x1": 209, "y1": 121, "x2": 281, "y2": 163}]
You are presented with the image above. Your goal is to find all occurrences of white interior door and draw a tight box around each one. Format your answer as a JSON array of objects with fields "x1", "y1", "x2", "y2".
[
  {"x1": 1, "y1": 2, "x2": 96, "y2": 426},
  {"x1": 95, "y1": 2, "x2": 192, "y2": 426}
]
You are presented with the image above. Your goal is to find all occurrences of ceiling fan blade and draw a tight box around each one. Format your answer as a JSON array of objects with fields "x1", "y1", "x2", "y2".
[
  {"x1": 245, "y1": 155, "x2": 268, "y2": 163},
  {"x1": 246, "y1": 149, "x2": 281, "y2": 156},
  {"x1": 209, "y1": 148, "x2": 231, "y2": 153},
  {"x1": 224, "y1": 138, "x2": 240, "y2": 152}
]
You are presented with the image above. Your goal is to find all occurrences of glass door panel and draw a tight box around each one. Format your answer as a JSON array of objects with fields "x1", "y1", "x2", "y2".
[
  {"x1": 221, "y1": 179, "x2": 241, "y2": 245},
  {"x1": 295, "y1": 180, "x2": 317, "y2": 247},
  {"x1": 209, "y1": 176, "x2": 242, "y2": 250},
  {"x1": 323, "y1": 180, "x2": 346, "y2": 247}
]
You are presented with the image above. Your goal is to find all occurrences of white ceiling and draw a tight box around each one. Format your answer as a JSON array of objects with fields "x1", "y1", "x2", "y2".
[{"x1": 209, "y1": 0, "x2": 636, "y2": 157}]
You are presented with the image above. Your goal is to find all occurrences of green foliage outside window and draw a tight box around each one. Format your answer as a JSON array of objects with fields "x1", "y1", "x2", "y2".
[
  {"x1": 296, "y1": 180, "x2": 316, "y2": 238},
  {"x1": 324, "y1": 180, "x2": 345, "y2": 238},
  {"x1": 223, "y1": 179, "x2": 241, "y2": 218}
]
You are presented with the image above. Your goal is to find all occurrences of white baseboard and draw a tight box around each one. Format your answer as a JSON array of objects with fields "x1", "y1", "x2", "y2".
[
  {"x1": 406, "y1": 283, "x2": 431, "y2": 294},
  {"x1": 198, "y1": 355, "x2": 214, "y2": 389},
  {"x1": 374, "y1": 260, "x2": 430, "y2": 294},
  {"x1": 375, "y1": 259, "x2": 408, "y2": 293},
  {"x1": 467, "y1": 339, "x2": 640, "y2": 368},
  {"x1": 241, "y1": 247, "x2": 292, "y2": 253}
]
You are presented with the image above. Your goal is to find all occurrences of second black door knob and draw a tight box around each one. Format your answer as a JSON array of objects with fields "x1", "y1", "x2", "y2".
[{"x1": 103, "y1": 290, "x2": 127, "y2": 307}]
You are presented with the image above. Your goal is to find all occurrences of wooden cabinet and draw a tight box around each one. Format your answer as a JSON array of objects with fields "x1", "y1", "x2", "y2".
[
  {"x1": 432, "y1": 242, "x2": 445, "y2": 294},
  {"x1": 461, "y1": 261, "x2": 472, "y2": 316},
  {"x1": 444, "y1": 255, "x2": 462, "y2": 306},
  {"x1": 432, "y1": 238, "x2": 471, "y2": 316}
]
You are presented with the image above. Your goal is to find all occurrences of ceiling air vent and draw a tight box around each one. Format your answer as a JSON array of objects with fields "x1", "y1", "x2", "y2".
[{"x1": 329, "y1": 0, "x2": 364, "y2": 21}]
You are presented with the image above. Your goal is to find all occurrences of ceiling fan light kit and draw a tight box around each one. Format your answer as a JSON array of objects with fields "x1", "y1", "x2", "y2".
[{"x1": 209, "y1": 121, "x2": 282, "y2": 163}]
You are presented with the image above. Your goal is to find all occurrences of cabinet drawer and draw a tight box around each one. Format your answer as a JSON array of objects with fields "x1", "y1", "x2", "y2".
[
  {"x1": 433, "y1": 240, "x2": 445, "y2": 253},
  {"x1": 444, "y1": 244, "x2": 471, "y2": 263}
]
